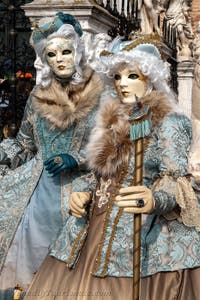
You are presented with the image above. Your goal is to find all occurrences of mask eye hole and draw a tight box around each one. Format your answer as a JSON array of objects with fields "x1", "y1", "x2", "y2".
[
  {"x1": 128, "y1": 73, "x2": 139, "y2": 80},
  {"x1": 47, "y1": 52, "x2": 56, "y2": 58},
  {"x1": 114, "y1": 74, "x2": 121, "y2": 80},
  {"x1": 62, "y1": 49, "x2": 72, "y2": 55}
]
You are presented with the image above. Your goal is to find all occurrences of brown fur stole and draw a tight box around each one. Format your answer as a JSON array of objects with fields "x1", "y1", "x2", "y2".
[
  {"x1": 32, "y1": 67, "x2": 103, "y2": 130},
  {"x1": 86, "y1": 91, "x2": 175, "y2": 178}
]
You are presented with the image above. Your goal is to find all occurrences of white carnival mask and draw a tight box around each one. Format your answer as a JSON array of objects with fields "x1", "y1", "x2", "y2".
[
  {"x1": 114, "y1": 66, "x2": 148, "y2": 104},
  {"x1": 45, "y1": 37, "x2": 76, "y2": 79}
]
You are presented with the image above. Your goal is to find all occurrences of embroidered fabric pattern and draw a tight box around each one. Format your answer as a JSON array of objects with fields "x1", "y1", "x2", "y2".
[
  {"x1": 49, "y1": 107, "x2": 99, "y2": 265},
  {"x1": 159, "y1": 114, "x2": 192, "y2": 174},
  {"x1": 36, "y1": 115, "x2": 75, "y2": 163},
  {"x1": 0, "y1": 165, "x2": 9, "y2": 177},
  {"x1": 92, "y1": 165, "x2": 129, "y2": 277},
  {"x1": 66, "y1": 220, "x2": 89, "y2": 268},
  {"x1": 0, "y1": 156, "x2": 43, "y2": 272},
  {"x1": 49, "y1": 215, "x2": 89, "y2": 266},
  {"x1": 153, "y1": 190, "x2": 176, "y2": 215},
  {"x1": 0, "y1": 141, "x2": 22, "y2": 161},
  {"x1": 96, "y1": 178, "x2": 112, "y2": 208}
]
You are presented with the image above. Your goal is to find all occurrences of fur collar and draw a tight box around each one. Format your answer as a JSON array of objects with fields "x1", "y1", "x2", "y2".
[
  {"x1": 87, "y1": 91, "x2": 175, "y2": 177},
  {"x1": 32, "y1": 67, "x2": 103, "y2": 130}
]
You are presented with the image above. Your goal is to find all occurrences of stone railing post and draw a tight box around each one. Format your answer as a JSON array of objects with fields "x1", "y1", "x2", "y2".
[{"x1": 177, "y1": 61, "x2": 194, "y2": 118}]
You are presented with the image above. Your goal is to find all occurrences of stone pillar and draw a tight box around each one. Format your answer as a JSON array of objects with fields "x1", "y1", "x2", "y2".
[
  {"x1": 177, "y1": 61, "x2": 194, "y2": 118},
  {"x1": 21, "y1": 0, "x2": 117, "y2": 35}
]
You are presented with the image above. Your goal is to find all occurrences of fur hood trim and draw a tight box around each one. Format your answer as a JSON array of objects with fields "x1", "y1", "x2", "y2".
[
  {"x1": 32, "y1": 67, "x2": 103, "y2": 130},
  {"x1": 86, "y1": 91, "x2": 175, "y2": 177}
]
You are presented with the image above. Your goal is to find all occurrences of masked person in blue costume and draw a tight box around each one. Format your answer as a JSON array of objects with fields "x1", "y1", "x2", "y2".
[
  {"x1": 25, "y1": 35, "x2": 200, "y2": 300},
  {"x1": 0, "y1": 12, "x2": 103, "y2": 298}
]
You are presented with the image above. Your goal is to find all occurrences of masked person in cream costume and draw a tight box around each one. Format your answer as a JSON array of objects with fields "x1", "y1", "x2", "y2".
[
  {"x1": 0, "y1": 12, "x2": 103, "y2": 298},
  {"x1": 25, "y1": 37, "x2": 200, "y2": 300}
]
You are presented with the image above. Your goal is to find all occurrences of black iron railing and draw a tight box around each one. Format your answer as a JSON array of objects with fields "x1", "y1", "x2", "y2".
[
  {"x1": 97, "y1": 0, "x2": 140, "y2": 38},
  {"x1": 0, "y1": 0, "x2": 35, "y2": 139}
]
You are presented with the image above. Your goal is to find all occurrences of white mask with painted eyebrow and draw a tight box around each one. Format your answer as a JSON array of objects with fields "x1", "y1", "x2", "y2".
[{"x1": 45, "y1": 37, "x2": 75, "y2": 79}]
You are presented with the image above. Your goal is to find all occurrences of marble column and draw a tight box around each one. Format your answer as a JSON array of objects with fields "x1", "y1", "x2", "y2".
[{"x1": 177, "y1": 61, "x2": 194, "y2": 118}]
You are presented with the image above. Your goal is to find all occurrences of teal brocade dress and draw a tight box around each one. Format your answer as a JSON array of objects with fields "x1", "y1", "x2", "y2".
[{"x1": 0, "y1": 91, "x2": 98, "y2": 299}]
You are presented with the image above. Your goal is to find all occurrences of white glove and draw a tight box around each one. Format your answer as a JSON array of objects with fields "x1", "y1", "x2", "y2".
[{"x1": 69, "y1": 192, "x2": 91, "y2": 218}]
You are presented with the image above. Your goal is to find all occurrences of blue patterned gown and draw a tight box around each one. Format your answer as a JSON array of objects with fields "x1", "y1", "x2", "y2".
[{"x1": 0, "y1": 71, "x2": 101, "y2": 299}]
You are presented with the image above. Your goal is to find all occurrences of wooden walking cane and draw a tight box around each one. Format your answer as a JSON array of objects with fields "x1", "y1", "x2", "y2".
[{"x1": 129, "y1": 98, "x2": 151, "y2": 300}]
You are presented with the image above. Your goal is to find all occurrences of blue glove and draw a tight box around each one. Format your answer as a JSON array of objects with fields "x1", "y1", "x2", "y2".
[{"x1": 44, "y1": 153, "x2": 78, "y2": 176}]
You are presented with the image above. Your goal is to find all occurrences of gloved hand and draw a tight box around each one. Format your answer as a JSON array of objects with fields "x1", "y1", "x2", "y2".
[
  {"x1": 69, "y1": 192, "x2": 91, "y2": 218},
  {"x1": 115, "y1": 185, "x2": 155, "y2": 214},
  {"x1": 44, "y1": 153, "x2": 78, "y2": 176}
]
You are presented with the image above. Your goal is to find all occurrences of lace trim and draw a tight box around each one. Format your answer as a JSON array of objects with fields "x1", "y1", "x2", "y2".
[
  {"x1": 188, "y1": 161, "x2": 200, "y2": 184},
  {"x1": 65, "y1": 219, "x2": 89, "y2": 268},
  {"x1": 101, "y1": 207, "x2": 124, "y2": 277},
  {"x1": 176, "y1": 176, "x2": 200, "y2": 231},
  {"x1": 65, "y1": 193, "x2": 94, "y2": 268}
]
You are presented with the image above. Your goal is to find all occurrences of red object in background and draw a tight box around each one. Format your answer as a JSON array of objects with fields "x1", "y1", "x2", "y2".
[
  {"x1": 16, "y1": 70, "x2": 33, "y2": 79},
  {"x1": 24, "y1": 72, "x2": 33, "y2": 79},
  {"x1": 16, "y1": 70, "x2": 23, "y2": 78}
]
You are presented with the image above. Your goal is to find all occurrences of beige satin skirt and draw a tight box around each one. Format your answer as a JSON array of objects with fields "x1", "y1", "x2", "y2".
[{"x1": 24, "y1": 211, "x2": 200, "y2": 300}]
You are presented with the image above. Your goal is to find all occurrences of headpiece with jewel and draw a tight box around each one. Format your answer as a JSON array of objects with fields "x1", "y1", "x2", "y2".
[{"x1": 32, "y1": 12, "x2": 83, "y2": 45}]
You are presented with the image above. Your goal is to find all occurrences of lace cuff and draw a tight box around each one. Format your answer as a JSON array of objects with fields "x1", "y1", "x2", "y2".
[
  {"x1": 152, "y1": 173, "x2": 178, "y2": 216},
  {"x1": 176, "y1": 176, "x2": 200, "y2": 231},
  {"x1": 153, "y1": 172, "x2": 200, "y2": 231}
]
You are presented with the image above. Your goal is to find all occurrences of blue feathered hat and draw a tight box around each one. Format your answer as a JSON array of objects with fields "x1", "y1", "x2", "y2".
[{"x1": 32, "y1": 12, "x2": 83, "y2": 44}]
